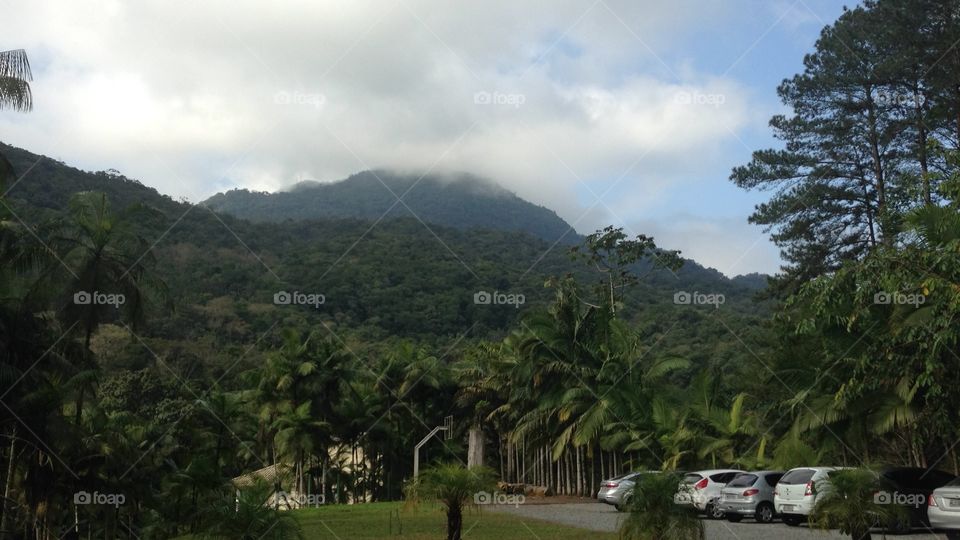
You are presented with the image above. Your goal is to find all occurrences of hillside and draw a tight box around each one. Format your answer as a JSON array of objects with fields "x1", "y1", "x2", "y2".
[
  {"x1": 203, "y1": 170, "x2": 579, "y2": 244},
  {"x1": 1, "y1": 142, "x2": 770, "y2": 350}
]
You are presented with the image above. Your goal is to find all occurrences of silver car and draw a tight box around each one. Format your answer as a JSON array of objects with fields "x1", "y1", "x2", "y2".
[
  {"x1": 674, "y1": 469, "x2": 744, "y2": 519},
  {"x1": 597, "y1": 471, "x2": 657, "y2": 511},
  {"x1": 930, "y1": 476, "x2": 960, "y2": 539},
  {"x1": 774, "y1": 467, "x2": 844, "y2": 526},
  {"x1": 718, "y1": 470, "x2": 784, "y2": 523}
]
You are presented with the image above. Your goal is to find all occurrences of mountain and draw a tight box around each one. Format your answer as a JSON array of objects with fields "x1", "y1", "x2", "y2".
[
  {"x1": 202, "y1": 170, "x2": 578, "y2": 244},
  {"x1": 1, "y1": 141, "x2": 771, "y2": 346}
]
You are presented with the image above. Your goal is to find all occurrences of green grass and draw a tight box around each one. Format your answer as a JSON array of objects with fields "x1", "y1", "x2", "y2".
[{"x1": 293, "y1": 501, "x2": 617, "y2": 539}]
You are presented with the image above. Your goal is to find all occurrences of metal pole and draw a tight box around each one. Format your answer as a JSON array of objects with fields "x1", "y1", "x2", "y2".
[{"x1": 413, "y1": 426, "x2": 447, "y2": 479}]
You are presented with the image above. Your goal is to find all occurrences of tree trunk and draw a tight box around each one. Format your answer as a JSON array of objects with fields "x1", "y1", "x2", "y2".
[
  {"x1": 1, "y1": 426, "x2": 16, "y2": 540},
  {"x1": 446, "y1": 504, "x2": 463, "y2": 540},
  {"x1": 521, "y1": 436, "x2": 526, "y2": 483},
  {"x1": 506, "y1": 440, "x2": 514, "y2": 483},
  {"x1": 467, "y1": 424, "x2": 484, "y2": 468},
  {"x1": 575, "y1": 446, "x2": 582, "y2": 497}
]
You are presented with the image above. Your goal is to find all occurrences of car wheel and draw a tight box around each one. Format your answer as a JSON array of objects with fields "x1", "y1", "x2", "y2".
[
  {"x1": 726, "y1": 514, "x2": 743, "y2": 523},
  {"x1": 887, "y1": 516, "x2": 911, "y2": 534},
  {"x1": 782, "y1": 515, "x2": 801, "y2": 527},
  {"x1": 707, "y1": 502, "x2": 725, "y2": 520},
  {"x1": 755, "y1": 502, "x2": 775, "y2": 524}
]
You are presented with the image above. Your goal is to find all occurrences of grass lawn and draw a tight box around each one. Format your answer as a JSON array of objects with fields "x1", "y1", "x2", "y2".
[{"x1": 293, "y1": 501, "x2": 617, "y2": 539}]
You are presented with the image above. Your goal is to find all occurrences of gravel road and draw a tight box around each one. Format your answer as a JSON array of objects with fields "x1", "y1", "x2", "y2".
[{"x1": 489, "y1": 501, "x2": 952, "y2": 539}]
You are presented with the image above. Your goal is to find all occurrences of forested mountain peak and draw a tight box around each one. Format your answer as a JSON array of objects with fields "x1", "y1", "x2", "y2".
[{"x1": 202, "y1": 169, "x2": 577, "y2": 243}]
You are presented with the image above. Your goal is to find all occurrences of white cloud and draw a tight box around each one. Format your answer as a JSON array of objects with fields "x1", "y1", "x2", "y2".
[{"x1": 0, "y1": 0, "x2": 778, "y2": 273}]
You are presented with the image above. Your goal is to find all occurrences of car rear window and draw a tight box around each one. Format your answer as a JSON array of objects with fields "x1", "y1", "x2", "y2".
[
  {"x1": 726, "y1": 474, "x2": 758, "y2": 487},
  {"x1": 681, "y1": 473, "x2": 703, "y2": 484},
  {"x1": 944, "y1": 476, "x2": 960, "y2": 487},
  {"x1": 780, "y1": 469, "x2": 815, "y2": 485},
  {"x1": 711, "y1": 472, "x2": 740, "y2": 483},
  {"x1": 765, "y1": 473, "x2": 784, "y2": 487}
]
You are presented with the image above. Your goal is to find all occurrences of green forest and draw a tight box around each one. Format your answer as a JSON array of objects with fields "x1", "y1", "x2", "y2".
[{"x1": 1, "y1": 0, "x2": 960, "y2": 538}]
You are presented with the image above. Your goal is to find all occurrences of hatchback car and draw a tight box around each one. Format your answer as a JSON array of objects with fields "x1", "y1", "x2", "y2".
[
  {"x1": 877, "y1": 467, "x2": 956, "y2": 531},
  {"x1": 719, "y1": 470, "x2": 784, "y2": 523},
  {"x1": 597, "y1": 471, "x2": 658, "y2": 511},
  {"x1": 674, "y1": 469, "x2": 744, "y2": 519},
  {"x1": 774, "y1": 467, "x2": 842, "y2": 526},
  {"x1": 929, "y1": 476, "x2": 960, "y2": 539}
]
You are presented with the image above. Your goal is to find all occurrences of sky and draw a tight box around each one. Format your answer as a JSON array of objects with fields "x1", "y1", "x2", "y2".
[{"x1": 0, "y1": 0, "x2": 854, "y2": 277}]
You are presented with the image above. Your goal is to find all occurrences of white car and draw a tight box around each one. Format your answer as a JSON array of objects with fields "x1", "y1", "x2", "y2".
[
  {"x1": 929, "y1": 476, "x2": 960, "y2": 539},
  {"x1": 674, "y1": 469, "x2": 744, "y2": 519},
  {"x1": 774, "y1": 467, "x2": 842, "y2": 526}
]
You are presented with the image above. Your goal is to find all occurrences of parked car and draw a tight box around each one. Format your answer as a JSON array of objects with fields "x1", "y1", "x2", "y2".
[
  {"x1": 774, "y1": 467, "x2": 843, "y2": 526},
  {"x1": 719, "y1": 470, "x2": 784, "y2": 523},
  {"x1": 929, "y1": 475, "x2": 960, "y2": 539},
  {"x1": 877, "y1": 467, "x2": 956, "y2": 532},
  {"x1": 597, "y1": 471, "x2": 659, "y2": 511},
  {"x1": 674, "y1": 469, "x2": 744, "y2": 519}
]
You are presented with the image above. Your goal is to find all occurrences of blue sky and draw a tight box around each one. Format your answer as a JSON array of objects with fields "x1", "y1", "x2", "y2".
[{"x1": 0, "y1": 0, "x2": 855, "y2": 276}]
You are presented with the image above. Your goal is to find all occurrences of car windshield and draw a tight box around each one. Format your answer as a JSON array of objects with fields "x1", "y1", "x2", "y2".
[
  {"x1": 779, "y1": 469, "x2": 815, "y2": 485},
  {"x1": 726, "y1": 474, "x2": 758, "y2": 487}
]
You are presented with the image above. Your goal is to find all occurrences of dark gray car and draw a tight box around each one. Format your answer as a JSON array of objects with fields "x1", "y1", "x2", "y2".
[{"x1": 718, "y1": 470, "x2": 784, "y2": 523}]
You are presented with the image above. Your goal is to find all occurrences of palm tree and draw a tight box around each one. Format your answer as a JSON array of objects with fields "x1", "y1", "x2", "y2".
[
  {"x1": 810, "y1": 468, "x2": 903, "y2": 540},
  {"x1": 272, "y1": 401, "x2": 328, "y2": 498},
  {"x1": 0, "y1": 50, "x2": 31, "y2": 112},
  {"x1": 0, "y1": 49, "x2": 32, "y2": 184},
  {"x1": 50, "y1": 191, "x2": 167, "y2": 424},
  {"x1": 201, "y1": 480, "x2": 304, "y2": 540},
  {"x1": 405, "y1": 463, "x2": 496, "y2": 540},
  {"x1": 620, "y1": 472, "x2": 703, "y2": 540}
]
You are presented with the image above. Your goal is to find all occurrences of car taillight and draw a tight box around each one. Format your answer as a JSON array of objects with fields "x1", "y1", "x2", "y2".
[
  {"x1": 774, "y1": 487, "x2": 779, "y2": 496},
  {"x1": 804, "y1": 482, "x2": 814, "y2": 497},
  {"x1": 928, "y1": 495, "x2": 938, "y2": 507},
  {"x1": 604, "y1": 482, "x2": 619, "y2": 488},
  {"x1": 743, "y1": 488, "x2": 759, "y2": 497},
  {"x1": 694, "y1": 478, "x2": 709, "y2": 490}
]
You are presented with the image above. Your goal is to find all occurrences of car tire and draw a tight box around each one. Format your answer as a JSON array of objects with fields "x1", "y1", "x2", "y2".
[
  {"x1": 707, "y1": 502, "x2": 725, "y2": 520},
  {"x1": 887, "y1": 517, "x2": 911, "y2": 534},
  {"x1": 782, "y1": 515, "x2": 802, "y2": 527},
  {"x1": 726, "y1": 514, "x2": 743, "y2": 523},
  {"x1": 755, "y1": 502, "x2": 775, "y2": 524}
]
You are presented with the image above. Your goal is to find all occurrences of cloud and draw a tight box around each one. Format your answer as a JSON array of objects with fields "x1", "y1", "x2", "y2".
[
  {"x1": 630, "y1": 216, "x2": 781, "y2": 277},
  {"x1": 0, "y1": 0, "x2": 777, "y2": 273}
]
